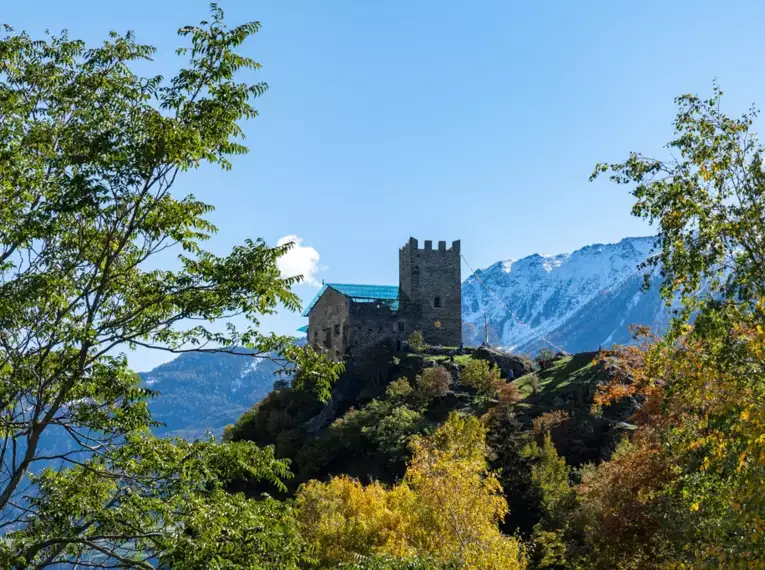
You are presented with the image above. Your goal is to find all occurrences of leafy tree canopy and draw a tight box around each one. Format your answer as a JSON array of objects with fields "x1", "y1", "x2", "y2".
[
  {"x1": 0, "y1": 4, "x2": 339, "y2": 568},
  {"x1": 296, "y1": 413, "x2": 527, "y2": 570},
  {"x1": 592, "y1": 82, "x2": 765, "y2": 327},
  {"x1": 590, "y1": 84, "x2": 765, "y2": 567}
]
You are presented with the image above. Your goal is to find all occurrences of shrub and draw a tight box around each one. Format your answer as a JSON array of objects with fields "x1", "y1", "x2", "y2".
[
  {"x1": 338, "y1": 555, "x2": 456, "y2": 569},
  {"x1": 408, "y1": 330, "x2": 427, "y2": 353},
  {"x1": 529, "y1": 374, "x2": 541, "y2": 395},
  {"x1": 532, "y1": 410, "x2": 569, "y2": 437},
  {"x1": 416, "y1": 367, "x2": 451, "y2": 400},
  {"x1": 387, "y1": 377, "x2": 414, "y2": 401},
  {"x1": 295, "y1": 476, "x2": 406, "y2": 565},
  {"x1": 364, "y1": 405, "x2": 426, "y2": 463},
  {"x1": 497, "y1": 382, "x2": 522, "y2": 405},
  {"x1": 461, "y1": 359, "x2": 502, "y2": 397},
  {"x1": 535, "y1": 348, "x2": 556, "y2": 370}
]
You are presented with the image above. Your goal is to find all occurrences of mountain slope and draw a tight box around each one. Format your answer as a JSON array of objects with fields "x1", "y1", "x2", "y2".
[
  {"x1": 461, "y1": 236, "x2": 672, "y2": 353},
  {"x1": 140, "y1": 350, "x2": 282, "y2": 439}
]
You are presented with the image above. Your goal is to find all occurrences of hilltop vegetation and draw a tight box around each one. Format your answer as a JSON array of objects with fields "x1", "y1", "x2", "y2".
[{"x1": 224, "y1": 341, "x2": 635, "y2": 563}]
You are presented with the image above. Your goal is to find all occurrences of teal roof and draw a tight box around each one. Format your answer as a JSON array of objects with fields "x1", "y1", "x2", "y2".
[
  {"x1": 302, "y1": 283, "x2": 400, "y2": 317},
  {"x1": 296, "y1": 325, "x2": 308, "y2": 334}
]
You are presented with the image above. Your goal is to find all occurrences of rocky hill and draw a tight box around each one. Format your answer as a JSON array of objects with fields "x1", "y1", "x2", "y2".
[{"x1": 222, "y1": 341, "x2": 632, "y2": 532}]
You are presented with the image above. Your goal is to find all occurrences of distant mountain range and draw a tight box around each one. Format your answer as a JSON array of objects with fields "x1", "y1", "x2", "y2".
[
  {"x1": 461, "y1": 236, "x2": 673, "y2": 354},
  {"x1": 141, "y1": 350, "x2": 282, "y2": 439},
  {"x1": 140, "y1": 235, "x2": 674, "y2": 438}
]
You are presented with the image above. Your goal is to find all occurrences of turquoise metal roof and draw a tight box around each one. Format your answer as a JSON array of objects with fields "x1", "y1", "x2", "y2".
[
  {"x1": 302, "y1": 283, "x2": 400, "y2": 317},
  {"x1": 296, "y1": 325, "x2": 308, "y2": 333}
]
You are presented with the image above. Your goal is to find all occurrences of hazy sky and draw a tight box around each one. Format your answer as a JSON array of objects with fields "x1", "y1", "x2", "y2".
[{"x1": 5, "y1": 1, "x2": 765, "y2": 371}]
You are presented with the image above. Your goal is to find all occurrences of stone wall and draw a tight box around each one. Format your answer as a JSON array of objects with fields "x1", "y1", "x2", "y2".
[
  {"x1": 347, "y1": 300, "x2": 408, "y2": 355},
  {"x1": 307, "y1": 287, "x2": 350, "y2": 360},
  {"x1": 399, "y1": 237, "x2": 462, "y2": 346}
]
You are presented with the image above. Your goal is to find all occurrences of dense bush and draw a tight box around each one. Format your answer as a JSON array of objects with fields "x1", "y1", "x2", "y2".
[
  {"x1": 461, "y1": 358, "x2": 502, "y2": 397},
  {"x1": 497, "y1": 382, "x2": 522, "y2": 405},
  {"x1": 387, "y1": 377, "x2": 415, "y2": 402},
  {"x1": 407, "y1": 330, "x2": 427, "y2": 353},
  {"x1": 416, "y1": 367, "x2": 451, "y2": 400},
  {"x1": 338, "y1": 555, "x2": 457, "y2": 569}
]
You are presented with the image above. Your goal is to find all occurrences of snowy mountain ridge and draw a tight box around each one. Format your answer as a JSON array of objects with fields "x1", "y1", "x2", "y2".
[{"x1": 461, "y1": 236, "x2": 672, "y2": 354}]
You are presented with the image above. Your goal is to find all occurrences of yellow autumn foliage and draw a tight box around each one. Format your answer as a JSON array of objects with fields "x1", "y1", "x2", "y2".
[
  {"x1": 296, "y1": 412, "x2": 527, "y2": 569},
  {"x1": 295, "y1": 476, "x2": 412, "y2": 563}
]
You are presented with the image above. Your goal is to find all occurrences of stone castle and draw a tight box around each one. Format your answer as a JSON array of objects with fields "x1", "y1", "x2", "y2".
[{"x1": 302, "y1": 238, "x2": 461, "y2": 359}]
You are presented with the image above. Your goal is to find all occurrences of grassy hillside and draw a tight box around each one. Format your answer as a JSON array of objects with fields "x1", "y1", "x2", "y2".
[{"x1": 515, "y1": 352, "x2": 600, "y2": 399}]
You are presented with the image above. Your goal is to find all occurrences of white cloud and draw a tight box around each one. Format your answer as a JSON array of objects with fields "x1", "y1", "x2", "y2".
[{"x1": 276, "y1": 235, "x2": 323, "y2": 287}]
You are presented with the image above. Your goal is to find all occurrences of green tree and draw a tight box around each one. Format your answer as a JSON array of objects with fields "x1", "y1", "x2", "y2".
[
  {"x1": 592, "y1": 83, "x2": 765, "y2": 566},
  {"x1": 386, "y1": 377, "x2": 415, "y2": 402},
  {"x1": 534, "y1": 348, "x2": 556, "y2": 371},
  {"x1": 591, "y1": 81, "x2": 765, "y2": 328},
  {"x1": 407, "y1": 330, "x2": 427, "y2": 353},
  {"x1": 460, "y1": 358, "x2": 502, "y2": 398},
  {"x1": 0, "y1": 6, "x2": 338, "y2": 568},
  {"x1": 364, "y1": 405, "x2": 427, "y2": 465}
]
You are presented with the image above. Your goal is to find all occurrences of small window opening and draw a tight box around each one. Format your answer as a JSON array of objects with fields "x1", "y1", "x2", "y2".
[
  {"x1": 397, "y1": 321, "x2": 405, "y2": 333},
  {"x1": 434, "y1": 296, "x2": 441, "y2": 308},
  {"x1": 334, "y1": 324, "x2": 340, "y2": 335}
]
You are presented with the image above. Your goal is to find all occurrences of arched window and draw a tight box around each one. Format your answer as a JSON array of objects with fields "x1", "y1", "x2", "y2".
[{"x1": 434, "y1": 296, "x2": 441, "y2": 308}]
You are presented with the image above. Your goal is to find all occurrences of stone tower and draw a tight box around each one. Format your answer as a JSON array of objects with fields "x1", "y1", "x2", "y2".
[{"x1": 399, "y1": 237, "x2": 462, "y2": 346}]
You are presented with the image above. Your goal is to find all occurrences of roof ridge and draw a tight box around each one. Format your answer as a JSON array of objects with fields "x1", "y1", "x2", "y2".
[{"x1": 302, "y1": 283, "x2": 400, "y2": 317}]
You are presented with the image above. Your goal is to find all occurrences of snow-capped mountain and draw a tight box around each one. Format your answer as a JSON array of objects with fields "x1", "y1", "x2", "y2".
[{"x1": 461, "y1": 236, "x2": 674, "y2": 354}]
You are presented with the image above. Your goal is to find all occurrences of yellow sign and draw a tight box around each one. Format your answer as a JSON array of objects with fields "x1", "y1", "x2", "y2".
[{"x1": 434, "y1": 320, "x2": 441, "y2": 328}]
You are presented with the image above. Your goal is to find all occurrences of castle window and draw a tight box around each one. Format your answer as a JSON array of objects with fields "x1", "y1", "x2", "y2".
[
  {"x1": 334, "y1": 324, "x2": 340, "y2": 335},
  {"x1": 398, "y1": 321, "x2": 405, "y2": 333},
  {"x1": 434, "y1": 296, "x2": 441, "y2": 308}
]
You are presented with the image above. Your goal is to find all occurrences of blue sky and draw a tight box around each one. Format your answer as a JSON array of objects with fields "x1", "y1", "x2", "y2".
[{"x1": 5, "y1": 1, "x2": 765, "y2": 371}]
